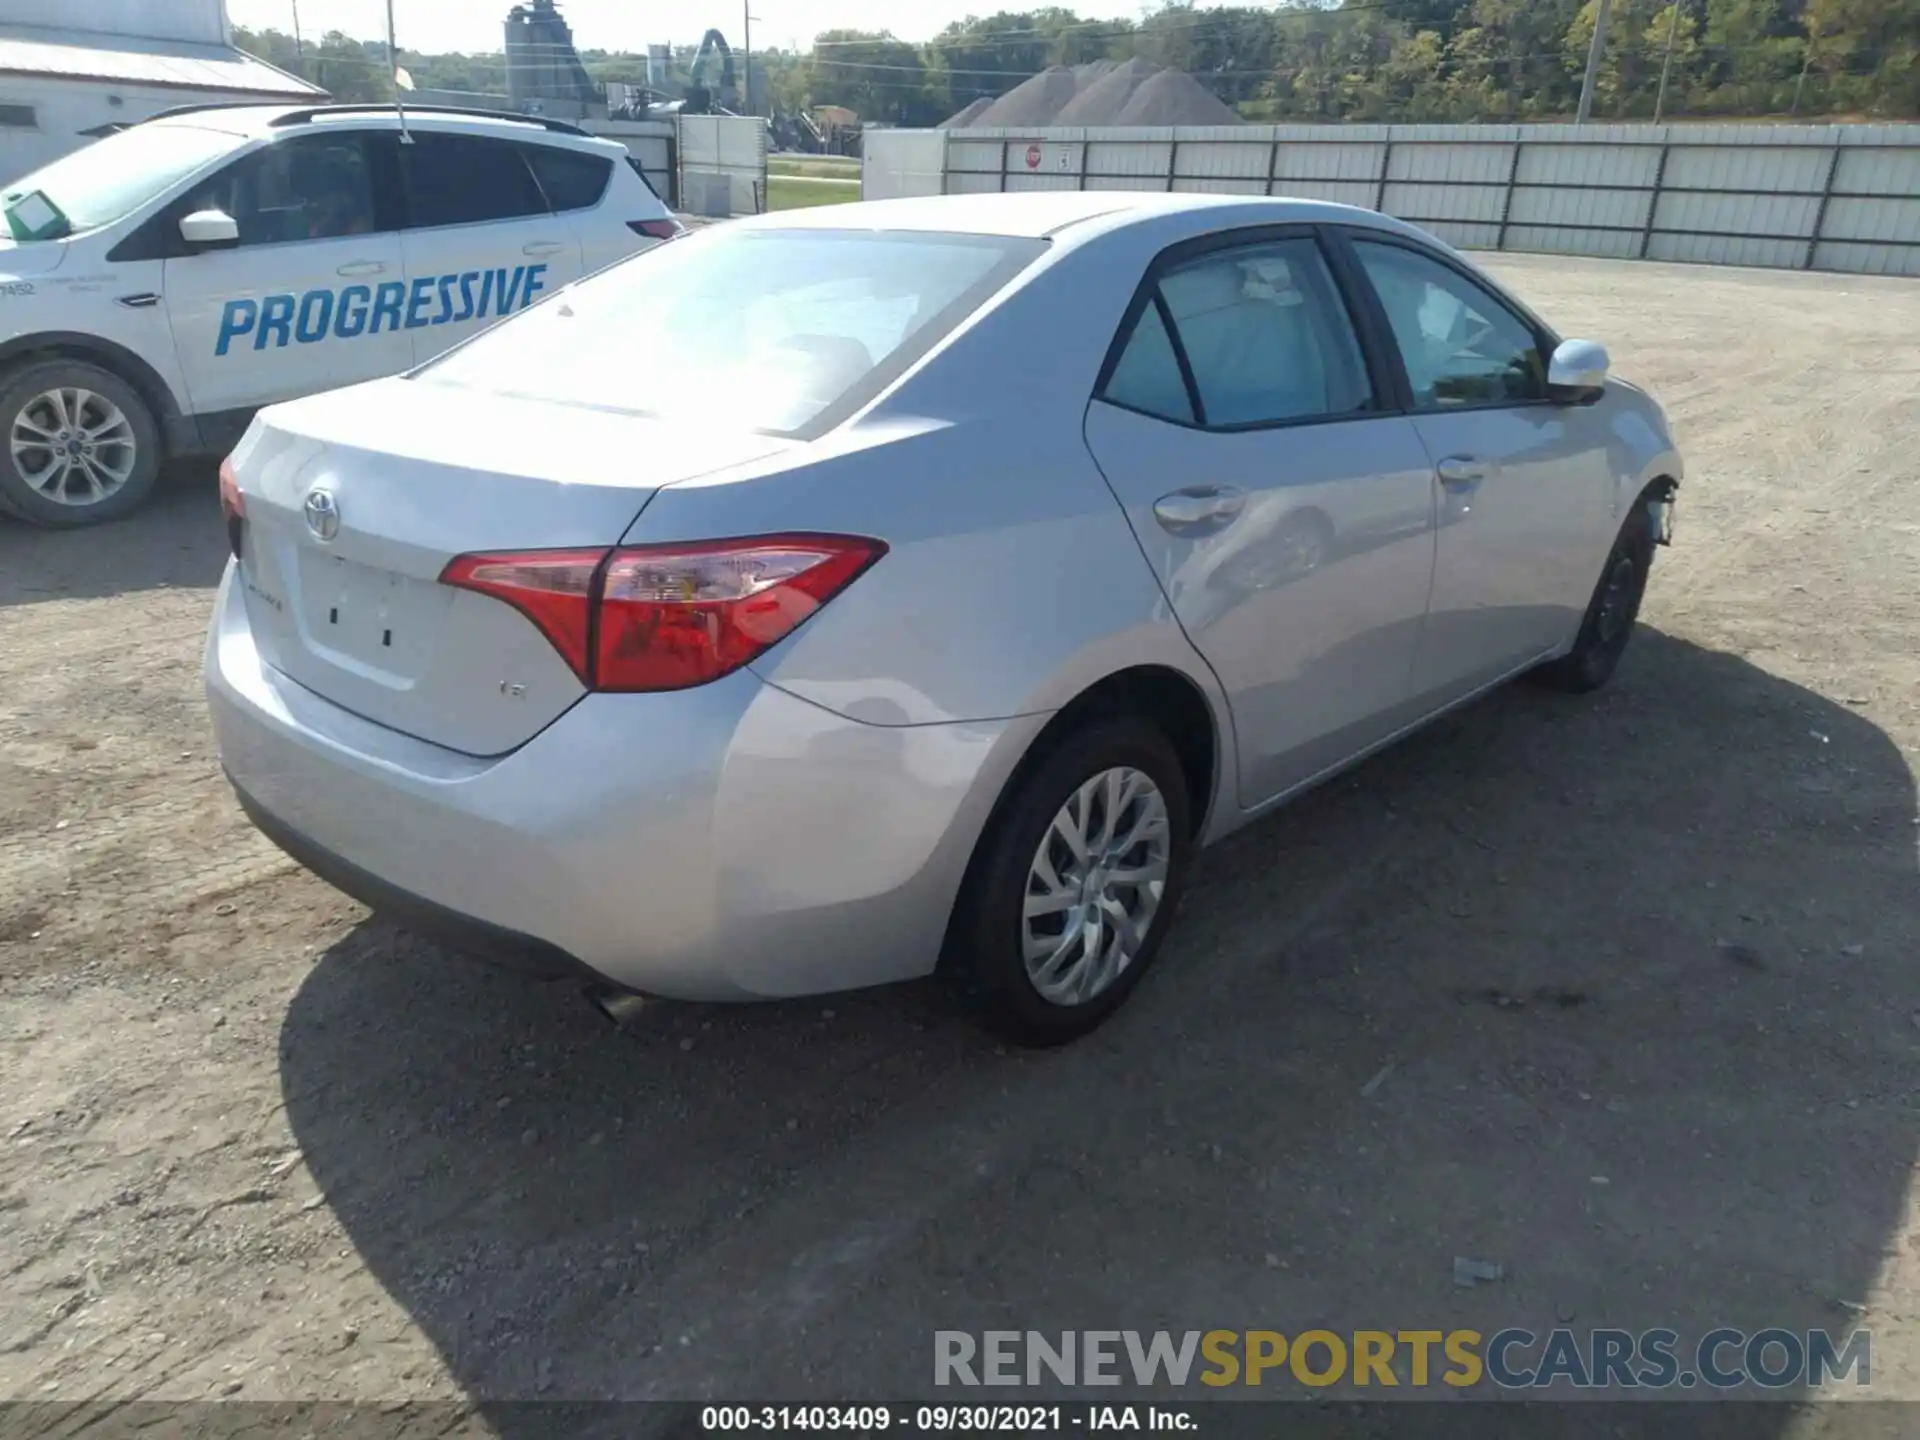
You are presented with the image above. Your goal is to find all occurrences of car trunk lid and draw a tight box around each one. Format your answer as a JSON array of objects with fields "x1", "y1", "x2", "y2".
[{"x1": 231, "y1": 378, "x2": 792, "y2": 756}]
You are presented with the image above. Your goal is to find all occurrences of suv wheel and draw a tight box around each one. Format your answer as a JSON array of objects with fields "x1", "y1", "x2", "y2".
[{"x1": 0, "y1": 359, "x2": 162, "y2": 527}]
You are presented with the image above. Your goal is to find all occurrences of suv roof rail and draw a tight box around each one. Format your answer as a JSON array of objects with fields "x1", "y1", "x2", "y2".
[
  {"x1": 267, "y1": 104, "x2": 593, "y2": 137},
  {"x1": 137, "y1": 100, "x2": 295, "y2": 125}
]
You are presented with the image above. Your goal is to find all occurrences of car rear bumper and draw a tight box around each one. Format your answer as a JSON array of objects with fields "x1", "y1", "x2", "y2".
[
  {"x1": 205, "y1": 563, "x2": 1045, "y2": 1001},
  {"x1": 227, "y1": 776, "x2": 597, "y2": 982}
]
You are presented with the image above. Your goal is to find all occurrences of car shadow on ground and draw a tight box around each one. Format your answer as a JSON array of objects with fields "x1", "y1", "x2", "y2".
[
  {"x1": 280, "y1": 628, "x2": 1918, "y2": 1431},
  {"x1": 0, "y1": 461, "x2": 221, "y2": 606}
]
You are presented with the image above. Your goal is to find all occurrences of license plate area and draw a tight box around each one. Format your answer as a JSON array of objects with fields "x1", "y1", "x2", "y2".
[{"x1": 299, "y1": 554, "x2": 449, "y2": 677}]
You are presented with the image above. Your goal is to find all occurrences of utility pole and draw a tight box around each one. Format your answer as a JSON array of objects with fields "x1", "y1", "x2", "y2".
[
  {"x1": 291, "y1": 0, "x2": 303, "y2": 64},
  {"x1": 1652, "y1": 1, "x2": 1681, "y2": 124},
  {"x1": 742, "y1": 1, "x2": 752, "y2": 115},
  {"x1": 1575, "y1": 0, "x2": 1614, "y2": 125}
]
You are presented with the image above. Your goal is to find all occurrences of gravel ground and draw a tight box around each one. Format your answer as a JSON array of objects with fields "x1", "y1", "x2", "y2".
[{"x1": 2, "y1": 254, "x2": 1918, "y2": 1431}]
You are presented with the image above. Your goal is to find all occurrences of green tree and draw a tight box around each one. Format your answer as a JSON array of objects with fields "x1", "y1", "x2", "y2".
[
  {"x1": 804, "y1": 30, "x2": 936, "y2": 125},
  {"x1": 235, "y1": 0, "x2": 1917, "y2": 132},
  {"x1": 1803, "y1": 0, "x2": 1920, "y2": 113},
  {"x1": 1564, "y1": 0, "x2": 1701, "y2": 115},
  {"x1": 233, "y1": 25, "x2": 396, "y2": 101}
]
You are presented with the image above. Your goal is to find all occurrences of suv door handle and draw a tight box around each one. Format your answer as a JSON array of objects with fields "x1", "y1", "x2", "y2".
[
  {"x1": 522, "y1": 240, "x2": 567, "y2": 257},
  {"x1": 1435, "y1": 456, "x2": 1488, "y2": 490},
  {"x1": 336, "y1": 260, "x2": 386, "y2": 277},
  {"x1": 1153, "y1": 485, "x2": 1246, "y2": 536}
]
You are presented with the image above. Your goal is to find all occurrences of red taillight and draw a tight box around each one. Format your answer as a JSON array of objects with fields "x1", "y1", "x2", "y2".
[
  {"x1": 596, "y1": 535, "x2": 885, "y2": 691},
  {"x1": 439, "y1": 534, "x2": 885, "y2": 692},
  {"x1": 219, "y1": 456, "x2": 245, "y2": 559},
  {"x1": 627, "y1": 218, "x2": 684, "y2": 241},
  {"x1": 439, "y1": 549, "x2": 606, "y2": 683}
]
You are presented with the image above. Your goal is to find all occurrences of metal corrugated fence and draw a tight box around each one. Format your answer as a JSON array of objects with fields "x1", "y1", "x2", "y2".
[
  {"x1": 863, "y1": 122, "x2": 1920, "y2": 277},
  {"x1": 676, "y1": 114, "x2": 769, "y2": 217}
]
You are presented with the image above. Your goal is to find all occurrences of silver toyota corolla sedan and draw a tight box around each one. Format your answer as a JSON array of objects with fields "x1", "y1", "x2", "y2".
[{"x1": 207, "y1": 191, "x2": 1683, "y2": 1044}]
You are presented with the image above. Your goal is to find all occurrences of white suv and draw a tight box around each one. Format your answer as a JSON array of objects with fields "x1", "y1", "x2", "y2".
[{"x1": 0, "y1": 103, "x2": 680, "y2": 527}]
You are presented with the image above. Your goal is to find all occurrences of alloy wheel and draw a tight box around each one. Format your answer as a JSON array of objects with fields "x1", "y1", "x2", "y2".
[
  {"x1": 1021, "y1": 766, "x2": 1172, "y2": 1006},
  {"x1": 10, "y1": 387, "x2": 138, "y2": 507}
]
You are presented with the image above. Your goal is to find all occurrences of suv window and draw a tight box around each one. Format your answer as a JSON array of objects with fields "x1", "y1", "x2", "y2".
[
  {"x1": 402, "y1": 132, "x2": 547, "y2": 228},
  {"x1": 1101, "y1": 237, "x2": 1373, "y2": 429},
  {"x1": 525, "y1": 144, "x2": 612, "y2": 212},
  {"x1": 1352, "y1": 239, "x2": 1546, "y2": 408},
  {"x1": 179, "y1": 134, "x2": 379, "y2": 247}
]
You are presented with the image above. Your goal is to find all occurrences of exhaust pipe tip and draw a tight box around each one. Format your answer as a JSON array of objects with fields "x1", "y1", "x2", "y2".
[{"x1": 584, "y1": 985, "x2": 648, "y2": 1028}]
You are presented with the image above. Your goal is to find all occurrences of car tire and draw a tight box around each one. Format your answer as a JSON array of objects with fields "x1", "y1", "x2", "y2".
[
  {"x1": 1535, "y1": 503, "x2": 1656, "y2": 694},
  {"x1": 0, "y1": 359, "x2": 163, "y2": 528},
  {"x1": 946, "y1": 716, "x2": 1193, "y2": 1047}
]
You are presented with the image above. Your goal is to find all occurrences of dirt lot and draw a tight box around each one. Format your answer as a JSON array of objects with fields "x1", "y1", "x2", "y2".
[{"x1": 2, "y1": 254, "x2": 1918, "y2": 1430}]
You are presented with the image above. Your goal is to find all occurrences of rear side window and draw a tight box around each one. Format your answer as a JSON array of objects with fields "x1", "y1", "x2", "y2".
[
  {"x1": 1103, "y1": 299, "x2": 1193, "y2": 424},
  {"x1": 1101, "y1": 237, "x2": 1372, "y2": 430},
  {"x1": 525, "y1": 144, "x2": 613, "y2": 211},
  {"x1": 419, "y1": 227, "x2": 1046, "y2": 437},
  {"x1": 402, "y1": 133, "x2": 546, "y2": 228}
]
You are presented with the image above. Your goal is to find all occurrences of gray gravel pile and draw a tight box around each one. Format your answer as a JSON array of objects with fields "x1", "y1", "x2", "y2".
[
  {"x1": 938, "y1": 96, "x2": 993, "y2": 128},
  {"x1": 1101, "y1": 65, "x2": 1244, "y2": 126},
  {"x1": 966, "y1": 63, "x2": 1109, "y2": 128},
  {"x1": 1050, "y1": 56, "x2": 1161, "y2": 125},
  {"x1": 943, "y1": 57, "x2": 1243, "y2": 128}
]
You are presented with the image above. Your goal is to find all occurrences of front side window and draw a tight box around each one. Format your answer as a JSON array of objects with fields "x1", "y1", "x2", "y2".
[
  {"x1": 403, "y1": 133, "x2": 547, "y2": 228},
  {"x1": 1099, "y1": 237, "x2": 1373, "y2": 429},
  {"x1": 419, "y1": 227, "x2": 1045, "y2": 436},
  {"x1": 1351, "y1": 239, "x2": 1546, "y2": 409},
  {"x1": 179, "y1": 135, "x2": 379, "y2": 247},
  {"x1": 2, "y1": 122, "x2": 243, "y2": 239}
]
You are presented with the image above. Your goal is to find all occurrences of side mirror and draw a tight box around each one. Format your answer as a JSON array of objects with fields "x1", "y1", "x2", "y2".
[
  {"x1": 1547, "y1": 338, "x2": 1609, "y2": 402},
  {"x1": 179, "y1": 209, "x2": 239, "y2": 249}
]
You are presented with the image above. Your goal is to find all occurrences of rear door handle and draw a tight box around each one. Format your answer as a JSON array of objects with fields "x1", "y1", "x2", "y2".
[
  {"x1": 522, "y1": 240, "x2": 567, "y2": 257},
  {"x1": 336, "y1": 260, "x2": 386, "y2": 277},
  {"x1": 1152, "y1": 485, "x2": 1246, "y2": 537},
  {"x1": 1435, "y1": 455, "x2": 1488, "y2": 490}
]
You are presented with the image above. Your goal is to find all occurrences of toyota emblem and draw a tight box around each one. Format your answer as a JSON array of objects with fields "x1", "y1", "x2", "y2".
[{"x1": 303, "y1": 488, "x2": 339, "y2": 542}]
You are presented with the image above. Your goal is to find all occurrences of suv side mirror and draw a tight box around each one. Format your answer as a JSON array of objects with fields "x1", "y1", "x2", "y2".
[
  {"x1": 1547, "y1": 338, "x2": 1609, "y2": 402},
  {"x1": 179, "y1": 209, "x2": 240, "y2": 249}
]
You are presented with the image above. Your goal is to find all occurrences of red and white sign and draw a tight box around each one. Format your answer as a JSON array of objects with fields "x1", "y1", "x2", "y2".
[{"x1": 1025, "y1": 144, "x2": 1042, "y2": 170}]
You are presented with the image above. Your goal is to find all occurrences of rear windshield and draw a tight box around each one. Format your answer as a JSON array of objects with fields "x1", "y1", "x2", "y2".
[{"x1": 417, "y1": 227, "x2": 1046, "y2": 436}]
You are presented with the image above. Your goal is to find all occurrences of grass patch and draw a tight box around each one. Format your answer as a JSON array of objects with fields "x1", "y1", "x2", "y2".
[
  {"x1": 767, "y1": 174, "x2": 862, "y2": 211},
  {"x1": 768, "y1": 155, "x2": 862, "y2": 179}
]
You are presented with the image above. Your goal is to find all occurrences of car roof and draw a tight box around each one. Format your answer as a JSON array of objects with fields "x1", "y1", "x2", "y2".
[
  {"x1": 733, "y1": 190, "x2": 1418, "y2": 244},
  {"x1": 137, "y1": 103, "x2": 623, "y2": 153}
]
